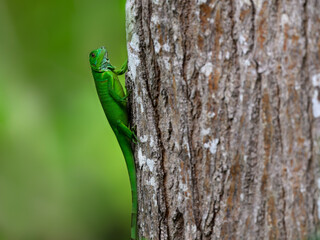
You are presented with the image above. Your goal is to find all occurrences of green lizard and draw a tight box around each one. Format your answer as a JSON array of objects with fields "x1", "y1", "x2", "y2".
[{"x1": 89, "y1": 46, "x2": 140, "y2": 240}]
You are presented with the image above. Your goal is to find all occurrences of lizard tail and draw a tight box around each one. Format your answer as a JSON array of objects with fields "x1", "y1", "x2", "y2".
[
  {"x1": 130, "y1": 185, "x2": 138, "y2": 240},
  {"x1": 117, "y1": 135, "x2": 138, "y2": 240}
]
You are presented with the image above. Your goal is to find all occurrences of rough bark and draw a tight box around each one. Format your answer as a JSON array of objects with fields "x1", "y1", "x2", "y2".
[{"x1": 125, "y1": 0, "x2": 320, "y2": 239}]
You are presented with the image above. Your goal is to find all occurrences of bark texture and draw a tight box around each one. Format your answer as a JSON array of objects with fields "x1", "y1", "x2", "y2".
[{"x1": 125, "y1": 0, "x2": 320, "y2": 239}]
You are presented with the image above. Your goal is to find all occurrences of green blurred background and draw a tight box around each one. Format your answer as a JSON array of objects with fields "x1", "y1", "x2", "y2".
[{"x1": 0, "y1": 0, "x2": 131, "y2": 239}]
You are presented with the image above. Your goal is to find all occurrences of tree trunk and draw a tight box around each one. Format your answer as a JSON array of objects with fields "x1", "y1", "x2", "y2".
[{"x1": 125, "y1": 0, "x2": 320, "y2": 239}]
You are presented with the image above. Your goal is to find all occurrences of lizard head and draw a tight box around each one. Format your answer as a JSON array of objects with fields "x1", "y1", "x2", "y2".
[{"x1": 89, "y1": 46, "x2": 115, "y2": 72}]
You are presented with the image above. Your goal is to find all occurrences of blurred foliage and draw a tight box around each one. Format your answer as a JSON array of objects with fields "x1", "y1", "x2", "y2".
[{"x1": 0, "y1": 0, "x2": 131, "y2": 239}]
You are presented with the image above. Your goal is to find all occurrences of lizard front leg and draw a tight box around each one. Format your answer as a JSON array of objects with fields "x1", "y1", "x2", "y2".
[
  {"x1": 106, "y1": 74, "x2": 129, "y2": 108},
  {"x1": 108, "y1": 88, "x2": 128, "y2": 107},
  {"x1": 112, "y1": 59, "x2": 128, "y2": 75}
]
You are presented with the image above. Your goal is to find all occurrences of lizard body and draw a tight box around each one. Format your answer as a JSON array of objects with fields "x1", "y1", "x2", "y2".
[{"x1": 89, "y1": 47, "x2": 139, "y2": 240}]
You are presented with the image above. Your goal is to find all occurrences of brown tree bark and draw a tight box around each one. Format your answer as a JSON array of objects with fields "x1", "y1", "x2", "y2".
[{"x1": 125, "y1": 0, "x2": 320, "y2": 239}]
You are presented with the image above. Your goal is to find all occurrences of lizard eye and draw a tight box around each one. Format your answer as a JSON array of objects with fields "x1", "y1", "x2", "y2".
[{"x1": 91, "y1": 53, "x2": 96, "y2": 58}]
